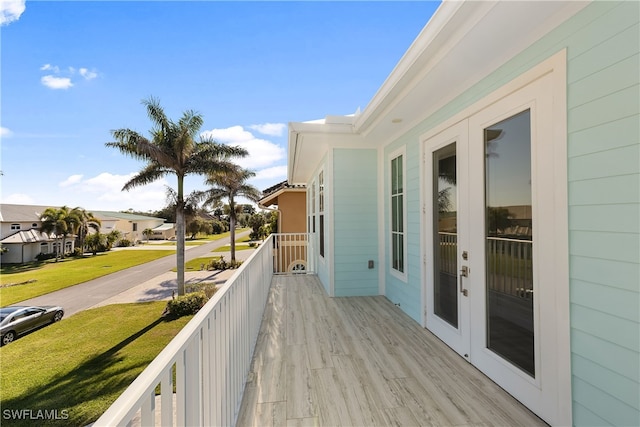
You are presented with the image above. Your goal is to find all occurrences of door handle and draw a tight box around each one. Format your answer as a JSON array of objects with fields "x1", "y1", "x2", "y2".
[{"x1": 460, "y1": 266, "x2": 469, "y2": 296}]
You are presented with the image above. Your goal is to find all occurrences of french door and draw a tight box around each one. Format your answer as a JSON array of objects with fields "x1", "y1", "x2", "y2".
[{"x1": 423, "y1": 72, "x2": 568, "y2": 425}]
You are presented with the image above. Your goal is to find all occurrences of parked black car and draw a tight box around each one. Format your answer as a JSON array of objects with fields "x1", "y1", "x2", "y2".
[{"x1": 0, "y1": 305, "x2": 64, "y2": 345}]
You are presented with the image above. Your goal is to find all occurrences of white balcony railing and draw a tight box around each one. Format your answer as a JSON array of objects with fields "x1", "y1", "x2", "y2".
[
  {"x1": 272, "y1": 232, "x2": 314, "y2": 274},
  {"x1": 93, "y1": 234, "x2": 275, "y2": 427}
]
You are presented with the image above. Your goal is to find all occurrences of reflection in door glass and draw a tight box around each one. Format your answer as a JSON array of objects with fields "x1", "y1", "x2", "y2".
[
  {"x1": 485, "y1": 110, "x2": 535, "y2": 377},
  {"x1": 434, "y1": 144, "x2": 458, "y2": 328}
]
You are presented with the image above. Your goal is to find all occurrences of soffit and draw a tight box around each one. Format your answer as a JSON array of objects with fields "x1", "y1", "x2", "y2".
[
  {"x1": 287, "y1": 0, "x2": 588, "y2": 184},
  {"x1": 354, "y1": 0, "x2": 588, "y2": 144}
]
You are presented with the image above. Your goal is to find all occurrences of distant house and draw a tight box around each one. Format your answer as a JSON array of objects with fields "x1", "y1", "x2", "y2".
[
  {"x1": 287, "y1": 1, "x2": 639, "y2": 426},
  {"x1": 90, "y1": 210, "x2": 174, "y2": 242},
  {"x1": 0, "y1": 204, "x2": 175, "y2": 263},
  {"x1": 258, "y1": 180, "x2": 306, "y2": 233},
  {"x1": 0, "y1": 204, "x2": 71, "y2": 263}
]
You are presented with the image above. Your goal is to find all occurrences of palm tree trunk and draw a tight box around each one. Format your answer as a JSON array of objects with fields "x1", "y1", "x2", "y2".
[
  {"x1": 230, "y1": 214, "x2": 236, "y2": 262},
  {"x1": 176, "y1": 177, "x2": 186, "y2": 296}
]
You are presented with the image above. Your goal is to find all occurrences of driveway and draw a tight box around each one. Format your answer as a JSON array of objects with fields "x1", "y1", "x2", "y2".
[{"x1": 18, "y1": 231, "x2": 253, "y2": 317}]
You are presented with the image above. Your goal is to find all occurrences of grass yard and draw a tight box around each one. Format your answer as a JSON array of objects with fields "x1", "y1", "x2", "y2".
[
  {"x1": 0, "y1": 302, "x2": 192, "y2": 427},
  {"x1": 152, "y1": 240, "x2": 206, "y2": 246},
  {"x1": 197, "y1": 228, "x2": 249, "y2": 241},
  {"x1": 212, "y1": 243, "x2": 256, "y2": 252},
  {"x1": 0, "y1": 250, "x2": 174, "y2": 306}
]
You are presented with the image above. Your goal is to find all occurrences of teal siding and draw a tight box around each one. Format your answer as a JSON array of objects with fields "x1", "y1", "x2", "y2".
[
  {"x1": 565, "y1": 3, "x2": 640, "y2": 424},
  {"x1": 333, "y1": 148, "x2": 378, "y2": 297},
  {"x1": 379, "y1": 1, "x2": 638, "y2": 425}
]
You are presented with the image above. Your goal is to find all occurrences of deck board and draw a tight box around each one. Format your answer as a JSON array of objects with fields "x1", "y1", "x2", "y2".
[{"x1": 237, "y1": 275, "x2": 547, "y2": 427}]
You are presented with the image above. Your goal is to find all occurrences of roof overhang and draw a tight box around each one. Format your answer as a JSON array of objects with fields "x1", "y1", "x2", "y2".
[
  {"x1": 287, "y1": 0, "x2": 588, "y2": 184},
  {"x1": 259, "y1": 186, "x2": 307, "y2": 208},
  {"x1": 288, "y1": 116, "x2": 366, "y2": 184}
]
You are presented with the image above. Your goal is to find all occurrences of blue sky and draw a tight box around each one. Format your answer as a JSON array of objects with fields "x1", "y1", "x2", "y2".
[{"x1": 1, "y1": 1, "x2": 438, "y2": 213}]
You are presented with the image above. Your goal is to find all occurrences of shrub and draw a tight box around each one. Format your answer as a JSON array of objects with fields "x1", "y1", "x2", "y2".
[
  {"x1": 164, "y1": 292, "x2": 208, "y2": 318},
  {"x1": 118, "y1": 239, "x2": 132, "y2": 247},
  {"x1": 229, "y1": 259, "x2": 243, "y2": 269},
  {"x1": 35, "y1": 252, "x2": 56, "y2": 261},
  {"x1": 208, "y1": 256, "x2": 227, "y2": 270},
  {"x1": 185, "y1": 282, "x2": 218, "y2": 299}
]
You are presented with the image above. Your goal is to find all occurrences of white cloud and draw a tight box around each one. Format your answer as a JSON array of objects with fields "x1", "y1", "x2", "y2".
[
  {"x1": 201, "y1": 125, "x2": 286, "y2": 170},
  {"x1": 79, "y1": 68, "x2": 98, "y2": 80},
  {"x1": 59, "y1": 174, "x2": 83, "y2": 187},
  {"x1": 2, "y1": 193, "x2": 34, "y2": 204},
  {"x1": 40, "y1": 64, "x2": 60, "y2": 73},
  {"x1": 0, "y1": 0, "x2": 25, "y2": 26},
  {"x1": 41, "y1": 75, "x2": 73, "y2": 90},
  {"x1": 57, "y1": 172, "x2": 170, "y2": 210},
  {"x1": 39, "y1": 64, "x2": 98, "y2": 89},
  {"x1": 254, "y1": 165, "x2": 287, "y2": 181},
  {"x1": 249, "y1": 123, "x2": 286, "y2": 137},
  {"x1": 1, "y1": 127, "x2": 13, "y2": 138},
  {"x1": 202, "y1": 125, "x2": 253, "y2": 143}
]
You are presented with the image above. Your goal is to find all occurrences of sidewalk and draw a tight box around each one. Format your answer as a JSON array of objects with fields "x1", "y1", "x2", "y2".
[
  {"x1": 88, "y1": 269, "x2": 234, "y2": 308},
  {"x1": 89, "y1": 249, "x2": 253, "y2": 309}
]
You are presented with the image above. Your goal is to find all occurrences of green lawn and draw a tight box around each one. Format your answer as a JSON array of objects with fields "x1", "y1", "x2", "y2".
[
  {"x1": 151, "y1": 240, "x2": 206, "y2": 246},
  {"x1": 0, "y1": 302, "x2": 192, "y2": 427},
  {"x1": 0, "y1": 250, "x2": 174, "y2": 306},
  {"x1": 212, "y1": 243, "x2": 256, "y2": 252}
]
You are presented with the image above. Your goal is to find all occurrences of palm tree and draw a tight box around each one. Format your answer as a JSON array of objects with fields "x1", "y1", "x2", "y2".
[
  {"x1": 199, "y1": 166, "x2": 262, "y2": 262},
  {"x1": 74, "y1": 208, "x2": 102, "y2": 254},
  {"x1": 39, "y1": 206, "x2": 81, "y2": 261},
  {"x1": 142, "y1": 228, "x2": 154, "y2": 243},
  {"x1": 106, "y1": 97, "x2": 248, "y2": 295}
]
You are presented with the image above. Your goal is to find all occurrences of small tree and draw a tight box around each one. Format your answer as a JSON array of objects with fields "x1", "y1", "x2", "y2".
[
  {"x1": 106, "y1": 97, "x2": 247, "y2": 295},
  {"x1": 248, "y1": 213, "x2": 266, "y2": 241},
  {"x1": 198, "y1": 166, "x2": 262, "y2": 262},
  {"x1": 74, "y1": 208, "x2": 101, "y2": 254},
  {"x1": 142, "y1": 228, "x2": 154, "y2": 243},
  {"x1": 40, "y1": 206, "x2": 80, "y2": 261},
  {"x1": 187, "y1": 218, "x2": 204, "y2": 240}
]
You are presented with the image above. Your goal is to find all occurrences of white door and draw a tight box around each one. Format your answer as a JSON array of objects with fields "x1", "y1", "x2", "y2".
[
  {"x1": 424, "y1": 120, "x2": 471, "y2": 359},
  {"x1": 424, "y1": 70, "x2": 569, "y2": 425}
]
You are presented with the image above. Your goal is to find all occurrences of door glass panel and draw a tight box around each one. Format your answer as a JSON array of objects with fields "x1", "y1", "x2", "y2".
[
  {"x1": 485, "y1": 110, "x2": 534, "y2": 377},
  {"x1": 433, "y1": 143, "x2": 458, "y2": 328}
]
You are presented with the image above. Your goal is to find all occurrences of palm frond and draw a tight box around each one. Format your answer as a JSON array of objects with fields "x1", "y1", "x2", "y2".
[
  {"x1": 122, "y1": 164, "x2": 170, "y2": 191},
  {"x1": 106, "y1": 129, "x2": 152, "y2": 160},
  {"x1": 143, "y1": 97, "x2": 170, "y2": 133}
]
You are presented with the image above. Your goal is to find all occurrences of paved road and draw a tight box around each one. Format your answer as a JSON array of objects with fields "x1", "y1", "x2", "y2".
[{"x1": 19, "y1": 230, "x2": 251, "y2": 317}]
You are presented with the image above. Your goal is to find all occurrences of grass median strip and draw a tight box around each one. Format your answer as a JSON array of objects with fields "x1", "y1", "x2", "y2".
[
  {"x1": 0, "y1": 250, "x2": 174, "y2": 306},
  {"x1": 0, "y1": 301, "x2": 192, "y2": 427}
]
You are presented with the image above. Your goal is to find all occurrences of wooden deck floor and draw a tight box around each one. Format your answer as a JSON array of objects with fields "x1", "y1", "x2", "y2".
[{"x1": 237, "y1": 275, "x2": 546, "y2": 427}]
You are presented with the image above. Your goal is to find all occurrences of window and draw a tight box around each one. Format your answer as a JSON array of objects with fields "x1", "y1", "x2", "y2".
[
  {"x1": 132, "y1": 223, "x2": 138, "y2": 232},
  {"x1": 319, "y1": 170, "x2": 325, "y2": 258},
  {"x1": 310, "y1": 180, "x2": 316, "y2": 233},
  {"x1": 11, "y1": 224, "x2": 20, "y2": 230},
  {"x1": 391, "y1": 153, "x2": 405, "y2": 273}
]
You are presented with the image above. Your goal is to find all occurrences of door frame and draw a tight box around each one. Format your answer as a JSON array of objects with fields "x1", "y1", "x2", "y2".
[
  {"x1": 419, "y1": 49, "x2": 570, "y2": 426},
  {"x1": 424, "y1": 120, "x2": 471, "y2": 359}
]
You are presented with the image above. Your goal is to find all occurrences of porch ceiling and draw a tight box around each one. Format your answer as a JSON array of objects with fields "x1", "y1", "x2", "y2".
[
  {"x1": 287, "y1": 0, "x2": 588, "y2": 184},
  {"x1": 237, "y1": 275, "x2": 545, "y2": 426}
]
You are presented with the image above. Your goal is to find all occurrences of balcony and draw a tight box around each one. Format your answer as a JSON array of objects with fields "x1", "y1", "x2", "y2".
[{"x1": 94, "y1": 234, "x2": 544, "y2": 426}]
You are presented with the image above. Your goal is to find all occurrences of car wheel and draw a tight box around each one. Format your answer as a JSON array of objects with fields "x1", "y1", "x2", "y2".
[
  {"x1": 2, "y1": 331, "x2": 16, "y2": 346},
  {"x1": 52, "y1": 311, "x2": 63, "y2": 323}
]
